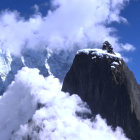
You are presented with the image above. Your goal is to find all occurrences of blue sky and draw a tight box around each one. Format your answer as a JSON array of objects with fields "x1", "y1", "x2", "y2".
[
  {"x1": 0, "y1": 0, "x2": 139, "y2": 83},
  {"x1": 113, "y1": 0, "x2": 140, "y2": 83},
  {"x1": 0, "y1": 0, "x2": 51, "y2": 18}
]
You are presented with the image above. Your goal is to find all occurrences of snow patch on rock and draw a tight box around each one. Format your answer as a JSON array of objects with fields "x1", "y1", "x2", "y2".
[
  {"x1": 77, "y1": 49, "x2": 122, "y2": 59},
  {"x1": 0, "y1": 50, "x2": 12, "y2": 81}
]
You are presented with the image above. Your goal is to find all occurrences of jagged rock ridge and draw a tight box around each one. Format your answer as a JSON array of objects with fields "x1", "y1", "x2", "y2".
[
  {"x1": 0, "y1": 48, "x2": 74, "y2": 95},
  {"x1": 62, "y1": 48, "x2": 140, "y2": 140}
]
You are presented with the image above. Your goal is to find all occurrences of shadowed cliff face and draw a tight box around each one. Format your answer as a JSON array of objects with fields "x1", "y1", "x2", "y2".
[{"x1": 62, "y1": 49, "x2": 140, "y2": 140}]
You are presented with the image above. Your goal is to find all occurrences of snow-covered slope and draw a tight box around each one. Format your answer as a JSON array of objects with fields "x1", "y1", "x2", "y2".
[
  {"x1": 0, "y1": 48, "x2": 76, "y2": 95},
  {"x1": 0, "y1": 50, "x2": 12, "y2": 81},
  {"x1": 0, "y1": 48, "x2": 49, "y2": 95}
]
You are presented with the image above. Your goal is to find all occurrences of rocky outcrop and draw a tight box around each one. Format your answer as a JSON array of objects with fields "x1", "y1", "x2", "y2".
[{"x1": 62, "y1": 49, "x2": 140, "y2": 140}]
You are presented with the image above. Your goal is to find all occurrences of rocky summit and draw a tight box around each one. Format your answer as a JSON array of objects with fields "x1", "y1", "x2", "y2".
[{"x1": 62, "y1": 48, "x2": 140, "y2": 140}]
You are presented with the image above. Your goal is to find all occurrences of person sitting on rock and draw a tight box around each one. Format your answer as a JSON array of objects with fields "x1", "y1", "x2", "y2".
[{"x1": 102, "y1": 41, "x2": 114, "y2": 54}]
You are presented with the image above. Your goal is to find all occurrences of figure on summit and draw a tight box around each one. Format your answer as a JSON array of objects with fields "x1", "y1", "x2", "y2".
[{"x1": 102, "y1": 41, "x2": 114, "y2": 54}]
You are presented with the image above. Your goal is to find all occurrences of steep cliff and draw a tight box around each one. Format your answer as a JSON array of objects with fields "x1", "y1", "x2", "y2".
[{"x1": 62, "y1": 49, "x2": 140, "y2": 140}]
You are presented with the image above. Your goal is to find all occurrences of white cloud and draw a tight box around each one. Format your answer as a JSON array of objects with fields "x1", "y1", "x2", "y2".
[
  {"x1": 0, "y1": 67, "x2": 39, "y2": 139},
  {"x1": 122, "y1": 43, "x2": 135, "y2": 51},
  {"x1": 0, "y1": 67, "x2": 129, "y2": 140},
  {"x1": 32, "y1": 4, "x2": 40, "y2": 14},
  {"x1": 0, "y1": 0, "x2": 134, "y2": 56}
]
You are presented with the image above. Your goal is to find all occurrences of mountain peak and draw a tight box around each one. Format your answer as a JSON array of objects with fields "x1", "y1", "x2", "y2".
[{"x1": 62, "y1": 48, "x2": 140, "y2": 140}]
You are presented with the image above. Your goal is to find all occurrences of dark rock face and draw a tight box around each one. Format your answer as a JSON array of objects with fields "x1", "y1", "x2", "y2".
[
  {"x1": 102, "y1": 41, "x2": 114, "y2": 54},
  {"x1": 62, "y1": 50, "x2": 140, "y2": 140}
]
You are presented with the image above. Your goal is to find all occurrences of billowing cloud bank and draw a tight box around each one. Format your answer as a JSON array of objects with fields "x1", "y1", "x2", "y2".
[
  {"x1": 0, "y1": 67, "x2": 129, "y2": 140},
  {"x1": 0, "y1": 0, "x2": 135, "y2": 55}
]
